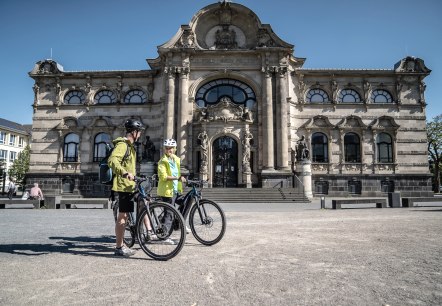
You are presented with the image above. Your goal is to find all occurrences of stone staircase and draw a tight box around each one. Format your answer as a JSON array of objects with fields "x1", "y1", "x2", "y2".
[{"x1": 195, "y1": 188, "x2": 310, "y2": 203}]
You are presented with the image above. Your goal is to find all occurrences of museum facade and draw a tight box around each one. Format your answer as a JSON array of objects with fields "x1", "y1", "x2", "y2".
[{"x1": 27, "y1": 1, "x2": 432, "y2": 198}]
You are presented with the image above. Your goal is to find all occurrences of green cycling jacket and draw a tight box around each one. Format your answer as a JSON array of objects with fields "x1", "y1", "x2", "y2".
[
  {"x1": 108, "y1": 137, "x2": 136, "y2": 193},
  {"x1": 157, "y1": 153, "x2": 183, "y2": 197}
]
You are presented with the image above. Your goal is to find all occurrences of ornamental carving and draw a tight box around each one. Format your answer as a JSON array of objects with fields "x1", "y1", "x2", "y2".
[
  {"x1": 215, "y1": 25, "x2": 238, "y2": 49},
  {"x1": 195, "y1": 97, "x2": 253, "y2": 123},
  {"x1": 257, "y1": 29, "x2": 275, "y2": 47},
  {"x1": 394, "y1": 56, "x2": 431, "y2": 73}
]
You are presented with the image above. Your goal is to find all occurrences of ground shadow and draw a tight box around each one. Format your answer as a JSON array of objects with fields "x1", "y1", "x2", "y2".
[{"x1": 0, "y1": 235, "x2": 127, "y2": 259}]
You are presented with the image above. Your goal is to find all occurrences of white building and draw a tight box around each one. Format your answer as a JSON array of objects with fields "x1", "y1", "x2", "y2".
[
  {"x1": 0, "y1": 118, "x2": 31, "y2": 191},
  {"x1": 27, "y1": 1, "x2": 432, "y2": 198}
]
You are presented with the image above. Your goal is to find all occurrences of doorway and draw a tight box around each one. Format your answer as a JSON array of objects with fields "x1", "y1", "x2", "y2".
[{"x1": 212, "y1": 136, "x2": 238, "y2": 187}]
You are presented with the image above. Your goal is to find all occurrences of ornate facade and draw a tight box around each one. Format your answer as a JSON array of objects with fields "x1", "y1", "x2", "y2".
[{"x1": 27, "y1": 2, "x2": 432, "y2": 197}]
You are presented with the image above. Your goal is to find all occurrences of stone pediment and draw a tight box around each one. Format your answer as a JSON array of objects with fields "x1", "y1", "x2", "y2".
[
  {"x1": 157, "y1": 1, "x2": 293, "y2": 52},
  {"x1": 336, "y1": 116, "x2": 367, "y2": 129},
  {"x1": 370, "y1": 116, "x2": 400, "y2": 130},
  {"x1": 195, "y1": 97, "x2": 253, "y2": 123},
  {"x1": 301, "y1": 116, "x2": 334, "y2": 129}
]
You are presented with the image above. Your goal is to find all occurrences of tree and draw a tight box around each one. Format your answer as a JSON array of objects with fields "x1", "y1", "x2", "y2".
[
  {"x1": 427, "y1": 115, "x2": 442, "y2": 193},
  {"x1": 8, "y1": 145, "x2": 30, "y2": 186}
]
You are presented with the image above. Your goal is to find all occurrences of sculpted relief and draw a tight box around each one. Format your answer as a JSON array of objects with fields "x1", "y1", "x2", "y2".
[{"x1": 195, "y1": 97, "x2": 254, "y2": 123}]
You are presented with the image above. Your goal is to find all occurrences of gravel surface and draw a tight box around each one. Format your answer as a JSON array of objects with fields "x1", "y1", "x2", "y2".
[{"x1": 0, "y1": 204, "x2": 441, "y2": 305}]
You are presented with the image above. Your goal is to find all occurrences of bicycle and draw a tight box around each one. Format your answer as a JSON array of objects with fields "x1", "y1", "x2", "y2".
[
  {"x1": 173, "y1": 179, "x2": 226, "y2": 246},
  {"x1": 111, "y1": 175, "x2": 186, "y2": 260}
]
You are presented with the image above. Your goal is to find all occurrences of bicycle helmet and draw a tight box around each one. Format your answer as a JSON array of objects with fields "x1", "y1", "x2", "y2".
[
  {"x1": 163, "y1": 138, "x2": 177, "y2": 147},
  {"x1": 124, "y1": 119, "x2": 145, "y2": 132}
]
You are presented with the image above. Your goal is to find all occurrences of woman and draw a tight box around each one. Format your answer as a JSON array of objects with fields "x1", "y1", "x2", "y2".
[{"x1": 157, "y1": 139, "x2": 189, "y2": 236}]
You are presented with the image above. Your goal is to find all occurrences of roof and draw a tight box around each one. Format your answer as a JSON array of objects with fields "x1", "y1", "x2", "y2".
[{"x1": 0, "y1": 118, "x2": 31, "y2": 135}]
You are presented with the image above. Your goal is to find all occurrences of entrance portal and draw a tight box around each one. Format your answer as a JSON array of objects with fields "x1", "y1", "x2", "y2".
[{"x1": 212, "y1": 136, "x2": 238, "y2": 187}]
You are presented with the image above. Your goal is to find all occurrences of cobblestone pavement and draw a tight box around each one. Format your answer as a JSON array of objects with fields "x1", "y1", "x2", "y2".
[{"x1": 0, "y1": 201, "x2": 441, "y2": 305}]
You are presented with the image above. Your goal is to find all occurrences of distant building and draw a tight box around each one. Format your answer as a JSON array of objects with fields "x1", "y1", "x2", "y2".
[
  {"x1": 27, "y1": 1, "x2": 432, "y2": 198},
  {"x1": 0, "y1": 118, "x2": 31, "y2": 190}
]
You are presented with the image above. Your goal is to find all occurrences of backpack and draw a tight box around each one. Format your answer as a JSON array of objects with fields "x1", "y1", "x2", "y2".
[{"x1": 99, "y1": 143, "x2": 130, "y2": 185}]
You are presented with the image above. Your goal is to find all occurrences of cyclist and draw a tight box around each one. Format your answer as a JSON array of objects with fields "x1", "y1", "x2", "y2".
[
  {"x1": 157, "y1": 138, "x2": 188, "y2": 242},
  {"x1": 108, "y1": 118, "x2": 145, "y2": 257}
]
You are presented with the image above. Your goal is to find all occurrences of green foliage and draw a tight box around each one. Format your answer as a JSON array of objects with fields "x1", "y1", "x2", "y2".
[
  {"x1": 427, "y1": 115, "x2": 442, "y2": 192},
  {"x1": 8, "y1": 145, "x2": 30, "y2": 185}
]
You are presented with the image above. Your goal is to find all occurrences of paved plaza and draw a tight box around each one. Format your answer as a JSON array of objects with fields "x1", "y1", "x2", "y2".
[{"x1": 0, "y1": 200, "x2": 441, "y2": 305}]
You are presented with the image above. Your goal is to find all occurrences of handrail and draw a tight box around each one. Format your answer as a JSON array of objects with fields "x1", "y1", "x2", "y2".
[{"x1": 271, "y1": 180, "x2": 284, "y2": 189}]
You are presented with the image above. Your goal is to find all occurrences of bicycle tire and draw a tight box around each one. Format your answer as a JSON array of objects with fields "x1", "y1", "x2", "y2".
[
  {"x1": 113, "y1": 199, "x2": 136, "y2": 248},
  {"x1": 136, "y1": 201, "x2": 186, "y2": 261},
  {"x1": 189, "y1": 199, "x2": 226, "y2": 246}
]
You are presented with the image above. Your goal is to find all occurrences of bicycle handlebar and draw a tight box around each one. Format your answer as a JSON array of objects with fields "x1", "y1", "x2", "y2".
[{"x1": 186, "y1": 179, "x2": 207, "y2": 187}]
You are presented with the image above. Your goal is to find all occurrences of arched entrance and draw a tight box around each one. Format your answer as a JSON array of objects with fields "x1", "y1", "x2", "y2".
[{"x1": 212, "y1": 136, "x2": 238, "y2": 187}]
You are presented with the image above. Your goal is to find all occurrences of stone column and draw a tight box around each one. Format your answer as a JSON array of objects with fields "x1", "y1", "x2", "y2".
[
  {"x1": 372, "y1": 130, "x2": 378, "y2": 173},
  {"x1": 164, "y1": 67, "x2": 175, "y2": 140},
  {"x1": 276, "y1": 67, "x2": 289, "y2": 170},
  {"x1": 177, "y1": 66, "x2": 189, "y2": 171},
  {"x1": 262, "y1": 66, "x2": 274, "y2": 170}
]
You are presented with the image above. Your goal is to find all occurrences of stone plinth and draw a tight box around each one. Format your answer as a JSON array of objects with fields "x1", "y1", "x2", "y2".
[{"x1": 296, "y1": 160, "x2": 313, "y2": 200}]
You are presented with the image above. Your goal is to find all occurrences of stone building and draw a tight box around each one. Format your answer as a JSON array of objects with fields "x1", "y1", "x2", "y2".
[{"x1": 27, "y1": 1, "x2": 432, "y2": 198}]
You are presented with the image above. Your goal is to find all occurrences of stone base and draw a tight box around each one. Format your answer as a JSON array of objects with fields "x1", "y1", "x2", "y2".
[
  {"x1": 242, "y1": 172, "x2": 252, "y2": 188},
  {"x1": 140, "y1": 162, "x2": 155, "y2": 177},
  {"x1": 295, "y1": 161, "x2": 313, "y2": 200},
  {"x1": 260, "y1": 169, "x2": 293, "y2": 188}
]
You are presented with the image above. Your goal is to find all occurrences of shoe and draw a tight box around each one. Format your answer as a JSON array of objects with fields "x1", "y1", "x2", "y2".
[
  {"x1": 162, "y1": 238, "x2": 176, "y2": 245},
  {"x1": 144, "y1": 231, "x2": 158, "y2": 243},
  {"x1": 114, "y1": 246, "x2": 136, "y2": 257},
  {"x1": 186, "y1": 226, "x2": 191, "y2": 234}
]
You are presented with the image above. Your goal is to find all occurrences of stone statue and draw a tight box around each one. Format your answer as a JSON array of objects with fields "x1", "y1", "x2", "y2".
[
  {"x1": 242, "y1": 129, "x2": 253, "y2": 173},
  {"x1": 142, "y1": 136, "x2": 156, "y2": 162},
  {"x1": 198, "y1": 131, "x2": 209, "y2": 173},
  {"x1": 296, "y1": 135, "x2": 310, "y2": 161},
  {"x1": 242, "y1": 107, "x2": 253, "y2": 122}
]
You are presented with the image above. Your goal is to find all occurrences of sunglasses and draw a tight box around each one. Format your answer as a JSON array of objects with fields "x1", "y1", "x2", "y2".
[{"x1": 165, "y1": 147, "x2": 175, "y2": 150}]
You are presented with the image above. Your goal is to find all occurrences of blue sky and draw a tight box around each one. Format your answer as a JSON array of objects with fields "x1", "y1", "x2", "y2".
[{"x1": 0, "y1": 0, "x2": 440, "y2": 125}]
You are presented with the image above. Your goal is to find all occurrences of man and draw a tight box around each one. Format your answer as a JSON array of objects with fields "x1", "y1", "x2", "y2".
[
  {"x1": 7, "y1": 180, "x2": 16, "y2": 200},
  {"x1": 29, "y1": 183, "x2": 44, "y2": 200},
  {"x1": 108, "y1": 118, "x2": 145, "y2": 257}
]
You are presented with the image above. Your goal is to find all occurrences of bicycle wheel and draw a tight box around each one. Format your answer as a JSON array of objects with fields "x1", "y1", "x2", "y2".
[
  {"x1": 189, "y1": 199, "x2": 226, "y2": 246},
  {"x1": 136, "y1": 201, "x2": 186, "y2": 261},
  {"x1": 113, "y1": 200, "x2": 136, "y2": 248}
]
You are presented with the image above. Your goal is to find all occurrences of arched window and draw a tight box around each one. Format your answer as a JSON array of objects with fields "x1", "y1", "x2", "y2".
[
  {"x1": 64, "y1": 90, "x2": 85, "y2": 104},
  {"x1": 338, "y1": 89, "x2": 361, "y2": 103},
  {"x1": 93, "y1": 133, "x2": 111, "y2": 162},
  {"x1": 94, "y1": 90, "x2": 117, "y2": 104},
  {"x1": 124, "y1": 90, "x2": 147, "y2": 104},
  {"x1": 311, "y1": 132, "x2": 328, "y2": 162},
  {"x1": 63, "y1": 133, "x2": 79, "y2": 162},
  {"x1": 344, "y1": 133, "x2": 361, "y2": 163},
  {"x1": 377, "y1": 133, "x2": 393, "y2": 162},
  {"x1": 195, "y1": 79, "x2": 256, "y2": 108},
  {"x1": 370, "y1": 89, "x2": 393, "y2": 103},
  {"x1": 306, "y1": 89, "x2": 329, "y2": 103}
]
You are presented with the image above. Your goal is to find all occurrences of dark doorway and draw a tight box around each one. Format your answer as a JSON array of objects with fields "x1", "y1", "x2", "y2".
[{"x1": 212, "y1": 136, "x2": 238, "y2": 187}]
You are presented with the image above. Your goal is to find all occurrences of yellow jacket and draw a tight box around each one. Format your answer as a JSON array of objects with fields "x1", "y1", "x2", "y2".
[
  {"x1": 108, "y1": 137, "x2": 136, "y2": 193},
  {"x1": 157, "y1": 153, "x2": 183, "y2": 197}
]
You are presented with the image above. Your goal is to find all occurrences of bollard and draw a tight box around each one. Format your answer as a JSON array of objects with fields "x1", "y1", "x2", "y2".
[{"x1": 320, "y1": 196, "x2": 325, "y2": 209}]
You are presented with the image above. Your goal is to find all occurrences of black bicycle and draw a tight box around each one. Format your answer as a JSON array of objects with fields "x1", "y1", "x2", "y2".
[
  {"x1": 112, "y1": 175, "x2": 186, "y2": 260},
  {"x1": 174, "y1": 179, "x2": 226, "y2": 246}
]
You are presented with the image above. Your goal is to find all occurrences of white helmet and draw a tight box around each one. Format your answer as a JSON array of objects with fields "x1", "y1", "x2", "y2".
[{"x1": 163, "y1": 138, "x2": 177, "y2": 147}]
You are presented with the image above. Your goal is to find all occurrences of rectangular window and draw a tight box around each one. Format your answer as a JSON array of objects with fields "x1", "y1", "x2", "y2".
[
  {"x1": 0, "y1": 150, "x2": 7, "y2": 160},
  {"x1": 9, "y1": 151, "x2": 16, "y2": 162},
  {"x1": 9, "y1": 134, "x2": 16, "y2": 146},
  {"x1": 18, "y1": 137, "x2": 24, "y2": 147},
  {"x1": 0, "y1": 132, "x2": 5, "y2": 144}
]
